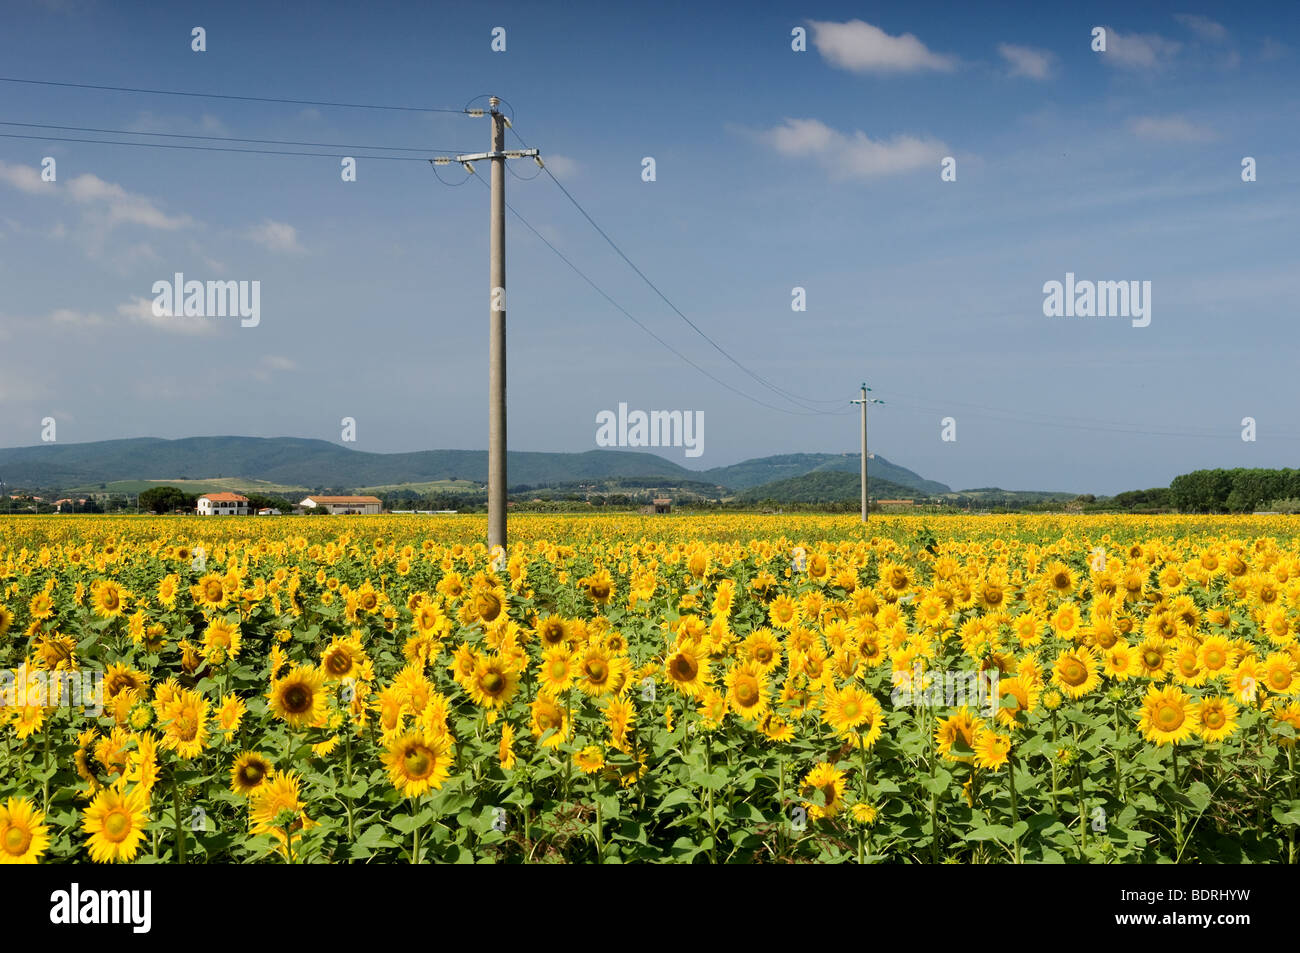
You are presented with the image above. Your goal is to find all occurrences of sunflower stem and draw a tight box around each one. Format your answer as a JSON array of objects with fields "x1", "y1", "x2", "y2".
[
  {"x1": 1171, "y1": 743, "x2": 1184, "y2": 857},
  {"x1": 1007, "y1": 755, "x2": 1022, "y2": 864},
  {"x1": 1074, "y1": 762, "x2": 1087, "y2": 859},
  {"x1": 1287, "y1": 746, "x2": 1296, "y2": 865},
  {"x1": 411, "y1": 795, "x2": 421, "y2": 864},
  {"x1": 171, "y1": 779, "x2": 187, "y2": 863},
  {"x1": 704, "y1": 729, "x2": 716, "y2": 863}
]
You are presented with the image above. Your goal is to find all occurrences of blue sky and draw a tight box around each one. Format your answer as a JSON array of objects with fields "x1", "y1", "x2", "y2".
[{"x1": 0, "y1": 0, "x2": 1296, "y2": 494}]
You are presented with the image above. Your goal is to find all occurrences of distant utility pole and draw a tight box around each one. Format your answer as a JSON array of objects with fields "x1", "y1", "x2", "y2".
[
  {"x1": 850, "y1": 383, "x2": 884, "y2": 523},
  {"x1": 449, "y1": 97, "x2": 540, "y2": 550}
]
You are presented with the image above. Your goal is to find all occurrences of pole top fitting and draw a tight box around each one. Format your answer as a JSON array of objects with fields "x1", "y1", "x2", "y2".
[{"x1": 489, "y1": 96, "x2": 501, "y2": 109}]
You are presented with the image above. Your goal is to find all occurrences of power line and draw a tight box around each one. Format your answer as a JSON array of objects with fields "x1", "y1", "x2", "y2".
[
  {"x1": 0, "y1": 131, "x2": 440, "y2": 161},
  {"x1": 508, "y1": 124, "x2": 853, "y2": 413},
  {"x1": 0, "y1": 76, "x2": 469, "y2": 114},
  {"x1": 874, "y1": 390, "x2": 1300, "y2": 439},
  {"x1": 0, "y1": 120, "x2": 465, "y2": 154},
  {"x1": 452, "y1": 168, "x2": 850, "y2": 417}
]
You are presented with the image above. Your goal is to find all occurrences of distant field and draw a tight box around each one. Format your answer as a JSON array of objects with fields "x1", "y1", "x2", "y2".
[
  {"x1": 66, "y1": 477, "x2": 310, "y2": 496},
  {"x1": 354, "y1": 479, "x2": 483, "y2": 494}
]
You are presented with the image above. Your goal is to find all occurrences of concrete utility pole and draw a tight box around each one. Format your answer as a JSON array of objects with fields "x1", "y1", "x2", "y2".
[
  {"x1": 452, "y1": 97, "x2": 540, "y2": 550},
  {"x1": 850, "y1": 384, "x2": 883, "y2": 523}
]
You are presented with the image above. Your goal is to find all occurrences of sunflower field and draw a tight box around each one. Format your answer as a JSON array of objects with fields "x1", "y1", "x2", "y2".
[{"x1": 2, "y1": 513, "x2": 1300, "y2": 864}]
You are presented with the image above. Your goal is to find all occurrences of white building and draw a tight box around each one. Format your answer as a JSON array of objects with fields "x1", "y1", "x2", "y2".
[
  {"x1": 299, "y1": 495, "x2": 383, "y2": 515},
  {"x1": 197, "y1": 492, "x2": 250, "y2": 516}
]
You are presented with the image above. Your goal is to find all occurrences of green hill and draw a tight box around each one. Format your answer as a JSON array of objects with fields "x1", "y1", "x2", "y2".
[
  {"x1": 0, "y1": 437, "x2": 962, "y2": 504},
  {"x1": 738, "y1": 471, "x2": 920, "y2": 504},
  {"x1": 0, "y1": 437, "x2": 694, "y2": 490},
  {"x1": 704, "y1": 453, "x2": 949, "y2": 494}
]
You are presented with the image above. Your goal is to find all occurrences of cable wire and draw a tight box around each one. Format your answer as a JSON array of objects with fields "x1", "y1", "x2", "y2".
[
  {"x1": 0, "y1": 131, "x2": 439, "y2": 160},
  {"x1": 508, "y1": 125, "x2": 855, "y2": 412},
  {"x1": 0, "y1": 76, "x2": 469, "y2": 113},
  {"x1": 0, "y1": 120, "x2": 464, "y2": 154},
  {"x1": 452, "y1": 171, "x2": 852, "y2": 417}
]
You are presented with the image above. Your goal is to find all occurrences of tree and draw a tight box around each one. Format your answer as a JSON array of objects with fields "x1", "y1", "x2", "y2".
[{"x1": 139, "y1": 486, "x2": 196, "y2": 514}]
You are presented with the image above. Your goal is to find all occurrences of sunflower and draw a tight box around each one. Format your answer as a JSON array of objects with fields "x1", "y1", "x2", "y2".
[
  {"x1": 995, "y1": 675, "x2": 1040, "y2": 727},
  {"x1": 724, "y1": 660, "x2": 770, "y2": 721},
  {"x1": 574, "y1": 745, "x2": 605, "y2": 774},
  {"x1": 1272, "y1": 700, "x2": 1300, "y2": 746},
  {"x1": 320, "y1": 633, "x2": 366, "y2": 682},
  {"x1": 935, "y1": 707, "x2": 981, "y2": 762},
  {"x1": 1133, "y1": 638, "x2": 1171, "y2": 681},
  {"x1": 230, "y1": 752, "x2": 274, "y2": 796},
  {"x1": 1194, "y1": 697, "x2": 1239, "y2": 743},
  {"x1": 381, "y1": 731, "x2": 453, "y2": 798},
  {"x1": 268, "y1": 664, "x2": 328, "y2": 728},
  {"x1": 1137, "y1": 684, "x2": 1197, "y2": 745},
  {"x1": 758, "y1": 711, "x2": 795, "y2": 742},
  {"x1": 466, "y1": 654, "x2": 521, "y2": 709},
  {"x1": 1262, "y1": 653, "x2": 1297, "y2": 696},
  {"x1": 742, "y1": 628, "x2": 784, "y2": 673},
  {"x1": 581, "y1": 569, "x2": 615, "y2": 605},
  {"x1": 202, "y1": 616, "x2": 242, "y2": 663},
  {"x1": 193, "y1": 573, "x2": 229, "y2": 609},
  {"x1": 90, "y1": 580, "x2": 129, "y2": 619},
  {"x1": 664, "y1": 640, "x2": 711, "y2": 698},
  {"x1": 160, "y1": 692, "x2": 210, "y2": 759},
  {"x1": 973, "y1": 728, "x2": 1012, "y2": 771},
  {"x1": 1042, "y1": 560, "x2": 1076, "y2": 597},
  {"x1": 1100, "y1": 642, "x2": 1136, "y2": 680},
  {"x1": 217, "y1": 693, "x2": 246, "y2": 734},
  {"x1": 1051, "y1": 646, "x2": 1100, "y2": 699},
  {"x1": 82, "y1": 782, "x2": 150, "y2": 863},
  {"x1": 605, "y1": 696, "x2": 635, "y2": 751},
  {"x1": 1197, "y1": 635, "x2": 1237, "y2": 680},
  {"x1": 537, "y1": 646, "x2": 578, "y2": 695},
  {"x1": 0, "y1": 797, "x2": 49, "y2": 864},
  {"x1": 768, "y1": 594, "x2": 801, "y2": 631},
  {"x1": 249, "y1": 771, "x2": 313, "y2": 852},
  {"x1": 530, "y1": 694, "x2": 569, "y2": 748},
  {"x1": 575, "y1": 644, "x2": 627, "y2": 698},
  {"x1": 821, "y1": 683, "x2": 881, "y2": 740},
  {"x1": 535, "y1": 615, "x2": 569, "y2": 648},
  {"x1": 1229, "y1": 656, "x2": 1262, "y2": 705},
  {"x1": 498, "y1": 723, "x2": 517, "y2": 770},
  {"x1": 800, "y1": 762, "x2": 846, "y2": 819}
]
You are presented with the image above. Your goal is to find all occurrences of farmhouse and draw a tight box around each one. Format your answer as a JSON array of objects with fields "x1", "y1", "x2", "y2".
[
  {"x1": 299, "y1": 495, "x2": 383, "y2": 515},
  {"x1": 197, "y1": 492, "x2": 250, "y2": 516},
  {"x1": 639, "y1": 497, "x2": 673, "y2": 515}
]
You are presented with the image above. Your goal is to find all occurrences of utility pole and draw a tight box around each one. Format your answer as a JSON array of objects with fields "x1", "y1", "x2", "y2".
[
  {"x1": 850, "y1": 384, "x2": 883, "y2": 523},
  {"x1": 449, "y1": 97, "x2": 540, "y2": 550}
]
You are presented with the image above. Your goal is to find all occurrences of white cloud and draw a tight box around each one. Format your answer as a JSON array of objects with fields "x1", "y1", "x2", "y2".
[
  {"x1": 245, "y1": 219, "x2": 303, "y2": 254},
  {"x1": 0, "y1": 160, "x2": 47, "y2": 194},
  {"x1": 117, "y1": 295, "x2": 216, "y2": 335},
  {"x1": 1174, "y1": 14, "x2": 1228, "y2": 42},
  {"x1": 125, "y1": 111, "x2": 229, "y2": 136},
  {"x1": 808, "y1": 19, "x2": 957, "y2": 74},
  {"x1": 65, "y1": 173, "x2": 190, "y2": 230},
  {"x1": 758, "y1": 118, "x2": 949, "y2": 180},
  {"x1": 998, "y1": 43, "x2": 1055, "y2": 80},
  {"x1": 0, "y1": 161, "x2": 190, "y2": 231},
  {"x1": 48, "y1": 308, "x2": 105, "y2": 327},
  {"x1": 1129, "y1": 115, "x2": 1217, "y2": 142},
  {"x1": 249, "y1": 355, "x2": 298, "y2": 382},
  {"x1": 1100, "y1": 27, "x2": 1182, "y2": 69},
  {"x1": 544, "y1": 154, "x2": 580, "y2": 178}
]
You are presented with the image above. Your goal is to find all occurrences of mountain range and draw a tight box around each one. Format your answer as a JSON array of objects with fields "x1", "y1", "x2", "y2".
[{"x1": 0, "y1": 436, "x2": 951, "y2": 498}]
